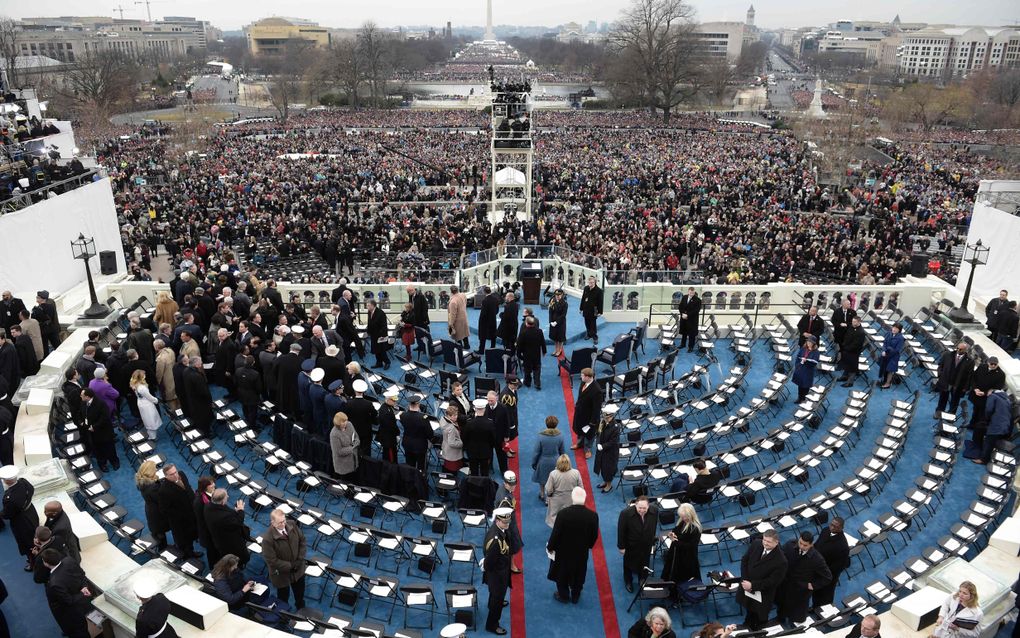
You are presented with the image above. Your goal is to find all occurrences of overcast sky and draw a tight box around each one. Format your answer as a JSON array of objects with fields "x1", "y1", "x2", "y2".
[{"x1": 6, "y1": 0, "x2": 1020, "y2": 32}]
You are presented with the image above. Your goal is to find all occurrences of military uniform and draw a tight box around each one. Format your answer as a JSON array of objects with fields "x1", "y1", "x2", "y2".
[{"x1": 483, "y1": 514, "x2": 514, "y2": 634}]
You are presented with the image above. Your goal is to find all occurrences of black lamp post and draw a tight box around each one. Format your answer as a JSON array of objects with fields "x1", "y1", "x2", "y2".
[
  {"x1": 947, "y1": 239, "x2": 989, "y2": 324},
  {"x1": 70, "y1": 233, "x2": 111, "y2": 318}
]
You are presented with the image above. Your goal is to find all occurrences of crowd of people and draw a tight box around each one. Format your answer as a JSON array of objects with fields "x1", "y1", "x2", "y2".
[{"x1": 86, "y1": 107, "x2": 1017, "y2": 290}]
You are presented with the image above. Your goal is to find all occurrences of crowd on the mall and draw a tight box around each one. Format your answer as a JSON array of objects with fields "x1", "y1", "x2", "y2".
[{"x1": 79, "y1": 106, "x2": 1014, "y2": 290}]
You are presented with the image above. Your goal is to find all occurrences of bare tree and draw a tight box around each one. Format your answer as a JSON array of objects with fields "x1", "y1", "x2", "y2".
[
  {"x1": 357, "y1": 21, "x2": 392, "y2": 106},
  {"x1": 263, "y1": 40, "x2": 313, "y2": 121},
  {"x1": 610, "y1": 0, "x2": 700, "y2": 123},
  {"x1": 56, "y1": 49, "x2": 140, "y2": 117},
  {"x1": 882, "y1": 82, "x2": 971, "y2": 131},
  {"x1": 332, "y1": 38, "x2": 366, "y2": 108},
  {"x1": 701, "y1": 56, "x2": 735, "y2": 105},
  {"x1": 0, "y1": 17, "x2": 20, "y2": 90}
]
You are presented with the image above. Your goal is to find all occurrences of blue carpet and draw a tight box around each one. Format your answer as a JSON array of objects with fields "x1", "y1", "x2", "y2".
[{"x1": 0, "y1": 307, "x2": 1001, "y2": 638}]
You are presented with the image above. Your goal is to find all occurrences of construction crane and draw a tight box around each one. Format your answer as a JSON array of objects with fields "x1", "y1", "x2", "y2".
[
  {"x1": 133, "y1": 0, "x2": 167, "y2": 22},
  {"x1": 112, "y1": 4, "x2": 127, "y2": 19}
]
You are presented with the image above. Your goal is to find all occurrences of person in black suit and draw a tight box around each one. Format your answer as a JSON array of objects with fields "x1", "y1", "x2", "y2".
[
  {"x1": 365, "y1": 299, "x2": 390, "y2": 369},
  {"x1": 485, "y1": 390, "x2": 511, "y2": 474},
  {"x1": 234, "y1": 356, "x2": 261, "y2": 430},
  {"x1": 547, "y1": 486, "x2": 599, "y2": 603},
  {"x1": 0, "y1": 291, "x2": 27, "y2": 333},
  {"x1": 846, "y1": 614, "x2": 882, "y2": 638},
  {"x1": 617, "y1": 496, "x2": 658, "y2": 593},
  {"x1": 275, "y1": 344, "x2": 304, "y2": 418},
  {"x1": 812, "y1": 517, "x2": 850, "y2": 607},
  {"x1": 737, "y1": 530, "x2": 788, "y2": 630},
  {"x1": 81, "y1": 388, "x2": 119, "y2": 471},
  {"x1": 400, "y1": 395, "x2": 431, "y2": 471},
  {"x1": 345, "y1": 379, "x2": 377, "y2": 457},
  {"x1": 831, "y1": 300, "x2": 857, "y2": 361},
  {"x1": 477, "y1": 286, "x2": 501, "y2": 354},
  {"x1": 43, "y1": 501, "x2": 81, "y2": 562},
  {"x1": 134, "y1": 580, "x2": 179, "y2": 638},
  {"x1": 407, "y1": 285, "x2": 430, "y2": 331},
  {"x1": 517, "y1": 317, "x2": 547, "y2": 390},
  {"x1": 463, "y1": 399, "x2": 498, "y2": 476},
  {"x1": 547, "y1": 289, "x2": 568, "y2": 357},
  {"x1": 776, "y1": 531, "x2": 832, "y2": 623},
  {"x1": 40, "y1": 549, "x2": 92, "y2": 638},
  {"x1": 1, "y1": 466, "x2": 40, "y2": 564},
  {"x1": 685, "y1": 458, "x2": 721, "y2": 503},
  {"x1": 837, "y1": 317, "x2": 866, "y2": 387},
  {"x1": 676, "y1": 287, "x2": 702, "y2": 351},
  {"x1": 9, "y1": 325, "x2": 39, "y2": 378},
  {"x1": 935, "y1": 342, "x2": 974, "y2": 416},
  {"x1": 158, "y1": 464, "x2": 201, "y2": 558},
  {"x1": 571, "y1": 368, "x2": 602, "y2": 459},
  {"x1": 62, "y1": 368, "x2": 85, "y2": 428},
  {"x1": 31, "y1": 527, "x2": 69, "y2": 583},
  {"x1": 483, "y1": 509, "x2": 515, "y2": 635},
  {"x1": 205, "y1": 488, "x2": 250, "y2": 568},
  {"x1": 985, "y1": 289, "x2": 1010, "y2": 341},
  {"x1": 183, "y1": 358, "x2": 215, "y2": 436},
  {"x1": 261, "y1": 280, "x2": 284, "y2": 312},
  {"x1": 497, "y1": 293, "x2": 519, "y2": 352},
  {"x1": 579, "y1": 276, "x2": 604, "y2": 344},
  {"x1": 212, "y1": 328, "x2": 239, "y2": 396},
  {"x1": 797, "y1": 306, "x2": 825, "y2": 347}
]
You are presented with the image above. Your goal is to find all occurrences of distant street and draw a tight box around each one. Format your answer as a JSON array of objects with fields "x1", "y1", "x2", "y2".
[{"x1": 190, "y1": 74, "x2": 239, "y2": 104}]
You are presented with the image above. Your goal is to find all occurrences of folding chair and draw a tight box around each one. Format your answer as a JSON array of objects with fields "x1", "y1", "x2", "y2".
[
  {"x1": 400, "y1": 583, "x2": 438, "y2": 630},
  {"x1": 444, "y1": 542, "x2": 478, "y2": 584},
  {"x1": 445, "y1": 586, "x2": 479, "y2": 629}
]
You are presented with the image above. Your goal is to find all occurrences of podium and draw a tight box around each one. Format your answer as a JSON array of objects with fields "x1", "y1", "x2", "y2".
[{"x1": 520, "y1": 262, "x2": 543, "y2": 305}]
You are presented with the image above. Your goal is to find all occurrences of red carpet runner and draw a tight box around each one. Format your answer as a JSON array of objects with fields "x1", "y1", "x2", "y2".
[
  {"x1": 559, "y1": 366, "x2": 622, "y2": 638},
  {"x1": 509, "y1": 434, "x2": 526, "y2": 637}
]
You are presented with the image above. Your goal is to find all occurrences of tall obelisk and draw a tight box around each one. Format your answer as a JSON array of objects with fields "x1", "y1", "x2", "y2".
[{"x1": 485, "y1": 0, "x2": 495, "y2": 40}]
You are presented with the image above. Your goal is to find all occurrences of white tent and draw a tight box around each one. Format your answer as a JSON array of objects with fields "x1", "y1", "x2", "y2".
[{"x1": 494, "y1": 166, "x2": 526, "y2": 186}]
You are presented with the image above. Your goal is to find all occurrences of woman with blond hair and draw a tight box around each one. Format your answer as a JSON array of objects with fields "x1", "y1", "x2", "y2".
[
  {"x1": 153, "y1": 290, "x2": 179, "y2": 327},
  {"x1": 545, "y1": 453, "x2": 582, "y2": 527},
  {"x1": 662, "y1": 503, "x2": 703, "y2": 599},
  {"x1": 130, "y1": 369, "x2": 162, "y2": 440},
  {"x1": 931, "y1": 581, "x2": 983, "y2": 638},
  {"x1": 135, "y1": 460, "x2": 168, "y2": 550}
]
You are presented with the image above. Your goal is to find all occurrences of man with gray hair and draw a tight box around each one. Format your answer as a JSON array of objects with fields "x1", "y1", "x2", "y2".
[
  {"x1": 547, "y1": 486, "x2": 599, "y2": 604},
  {"x1": 204, "y1": 487, "x2": 250, "y2": 568},
  {"x1": 126, "y1": 316, "x2": 155, "y2": 362}
]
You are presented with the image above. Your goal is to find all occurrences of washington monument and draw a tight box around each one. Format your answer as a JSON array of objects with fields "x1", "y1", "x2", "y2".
[{"x1": 485, "y1": 0, "x2": 495, "y2": 40}]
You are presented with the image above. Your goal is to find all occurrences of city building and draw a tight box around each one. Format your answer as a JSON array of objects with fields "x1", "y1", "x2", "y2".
[
  {"x1": 897, "y1": 27, "x2": 1020, "y2": 78},
  {"x1": 12, "y1": 16, "x2": 210, "y2": 63},
  {"x1": 243, "y1": 17, "x2": 331, "y2": 56},
  {"x1": 693, "y1": 22, "x2": 751, "y2": 61}
]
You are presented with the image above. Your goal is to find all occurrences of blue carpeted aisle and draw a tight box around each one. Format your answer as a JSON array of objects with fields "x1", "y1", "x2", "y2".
[{"x1": 0, "y1": 306, "x2": 1004, "y2": 638}]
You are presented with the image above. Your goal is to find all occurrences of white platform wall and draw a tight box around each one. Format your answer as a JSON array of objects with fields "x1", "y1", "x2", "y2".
[
  {"x1": 959, "y1": 199, "x2": 1020, "y2": 303},
  {"x1": 0, "y1": 177, "x2": 127, "y2": 298}
]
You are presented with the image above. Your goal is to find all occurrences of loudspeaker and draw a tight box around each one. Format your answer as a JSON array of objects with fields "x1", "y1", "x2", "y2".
[
  {"x1": 910, "y1": 254, "x2": 929, "y2": 278},
  {"x1": 99, "y1": 250, "x2": 117, "y2": 275}
]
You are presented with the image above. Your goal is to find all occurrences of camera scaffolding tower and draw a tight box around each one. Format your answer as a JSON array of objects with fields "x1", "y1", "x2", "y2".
[{"x1": 488, "y1": 77, "x2": 533, "y2": 224}]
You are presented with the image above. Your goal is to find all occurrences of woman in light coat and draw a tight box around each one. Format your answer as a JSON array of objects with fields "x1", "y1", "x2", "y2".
[
  {"x1": 532, "y1": 416, "x2": 565, "y2": 502},
  {"x1": 153, "y1": 290, "x2": 179, "y2": 327},
  {"x1": 329, "y1": 411, "x2": 360, "y2": 481},
  {"x1": 440, "y1": 405, "x2": 464, "y2": 472},
  {"x1": 545, "y1": 453, "x2": 582, "y2": 527},
  {"x1": 447, "y1": 286, "x2": 470, "y2": 347},
  {"x1": 130, "y1": 369, "x2": 162, "y2": 440},
  {"x1": 930, "y1": 581, "x2": 983, "y2": 638},
  {"x1": 154, "y1": 340, "x2": 179, "y2": 410}
]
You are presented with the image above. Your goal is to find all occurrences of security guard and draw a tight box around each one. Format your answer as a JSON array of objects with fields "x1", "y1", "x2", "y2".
[{"x1": 483, "y1": 508, "x2": 514, "y2": 635}]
